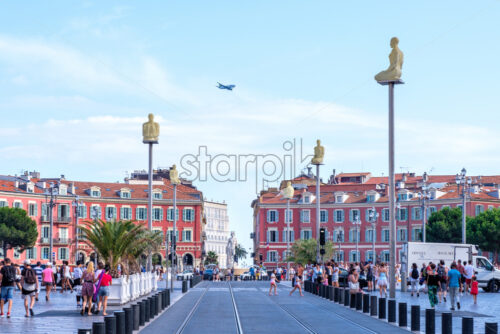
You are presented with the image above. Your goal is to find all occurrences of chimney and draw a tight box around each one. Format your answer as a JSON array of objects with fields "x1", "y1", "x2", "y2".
[
  {"x1": 14, "y1": 180, "x2": 19, "y2": 188},
  {"x1": 70, "y1": 182, "x2": 75, "y2": 194}
]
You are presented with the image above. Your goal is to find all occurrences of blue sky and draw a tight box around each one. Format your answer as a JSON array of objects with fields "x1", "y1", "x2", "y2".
[{"x1": 1, "y1": 1, "x2": 499, "y2": 265}]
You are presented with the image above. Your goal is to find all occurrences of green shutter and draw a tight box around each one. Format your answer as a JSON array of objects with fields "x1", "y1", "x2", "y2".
[{"x1": 182, "y1": 209, "x2": 186, "y2": 221}]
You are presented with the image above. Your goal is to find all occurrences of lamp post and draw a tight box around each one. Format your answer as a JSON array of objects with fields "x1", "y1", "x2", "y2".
[
  {"x1": 90, "y1": 206, "x2": 99, "y2": 266},
  {"x1": 282, "y1": 181, "x2": 294, "y2": 280},
  {"x1": 354, "y1": 216, "x2": 361, "y2": 263},
  {"x1": 170, "y1": 165, "x2": 180, "y2": 292},
  {"x1": 337, "y1": 232, "x2": 342, "y2": 263},
  {"x1": 44, "y1": 183, "x2": 59, "y2": 264},
  {"x1": 310, "y1": 139, "x2": 324, "y2": 264},
  {"x1": 455, "y1": 168, "x2": 471, "y2": 244},
  {"x1": 368, "y1": 207, "x2": 379, "y2": 263},
  {"x1": 72, "y1": 196, "x2": 83, "y2": 264},
  {"x1": 419, "y1": 172, "x2": 430, "y2": 243}
]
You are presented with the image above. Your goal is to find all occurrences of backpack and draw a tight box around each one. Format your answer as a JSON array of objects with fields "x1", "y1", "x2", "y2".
[
  {"x1": 24, "y1": 268, "x2": 37, "y2": 284},
  {"x1": 437, "y1": 265, "x2": 446, "y2": 278},
  {"x1": 3, "y1": 266, "x2": 16, "y2": 284},
  {"x1": 411, "y1": 268, "x2": 419, "y2": 279}
]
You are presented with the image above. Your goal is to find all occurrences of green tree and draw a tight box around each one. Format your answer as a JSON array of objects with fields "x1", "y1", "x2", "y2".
[
  {"x1": 126, "y1": 229, "x2": 164, "y2": 272},
  {"x1": 426, "y1": 207, "x2": 463, "y2": 243},
  {"x1": 288, "y1": 239, "x2": 334, "y2": 264},
  {"x1": 204, "y1": 251, "x2": 218, "y2": 265},
  {"x1": 0, "y1": 207, "x2": 38, "y2": 256},
  {"x1": 235, "y1": 243, "x2": 247, "y2": 262},
  {"x1": 467, "y1": 208, "x2": 500, "y2": 263},
  {"x1": 80, "y1": 219, "x2": 147, "y2": 277}
]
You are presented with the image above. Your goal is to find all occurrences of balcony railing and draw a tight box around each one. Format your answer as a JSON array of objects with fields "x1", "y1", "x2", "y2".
[
  {"x1": 39, "y1": 237, "x2": 50, "y2": 244},
  {"x1": 55, "y1": 216, "x2": 71, "y2": 223},
  {"x1": 53, "y1": 238, "x2": 71, "y2": 245},
  {"x1": 41, "y1": 215, "x2": 50, "y2": 222}
]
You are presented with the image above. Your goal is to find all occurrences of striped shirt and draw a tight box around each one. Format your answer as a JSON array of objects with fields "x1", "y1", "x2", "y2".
[{"x1": 34, "y1": 266, "x2": 43, "y2": 282}]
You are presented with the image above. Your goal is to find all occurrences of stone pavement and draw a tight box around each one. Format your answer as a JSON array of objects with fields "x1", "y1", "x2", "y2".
[
  {"x1": 142, "y1": 281, "x2": 407, "y2": 334},
  {"x1": 0, "y1": 280, "x2": 183, "y2": 334}
]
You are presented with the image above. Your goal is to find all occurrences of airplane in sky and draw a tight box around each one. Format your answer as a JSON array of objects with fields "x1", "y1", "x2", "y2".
[{"x1": 216, "y1": 82, "x2": 235, "y2": 90}]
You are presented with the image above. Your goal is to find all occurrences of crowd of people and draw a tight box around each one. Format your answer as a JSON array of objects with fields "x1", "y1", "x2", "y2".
[
  {"x1": 0, "y1": 258, "x2": 113, "y2": 318},
  {"x1": 268, "y1": 259, "x2": 481, "y2": 311}
]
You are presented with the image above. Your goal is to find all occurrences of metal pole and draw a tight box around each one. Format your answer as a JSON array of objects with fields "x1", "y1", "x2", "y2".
[
  {"x1": 165, "y1": 237, "x2": 169, "y2": 290},
  {"x1": 147, "y1": 143, "x2": 153, "y2": 271},
  {"x1": 388, "y1": 82, "x2": 396, "y2": 299},
  {"x1": 316, "y1": 164, "x2": 320, "y2": 263},
  {"x1": 286, "y1": 198, "x2": 290, "y2": 280},
  {"x1": 372, "y1": 221, "x2": 375, "y2": 263},
  {"x1": 422, "y1": 196, "x2": 426, "y2": 243},
  {"x1": 462, "y1": 183, "x2": 466, "y2": 244},
  {"x1": 170, "y1": 184, "x2": 177, "y2": 292},
  {"x1": 49, "y1": 191, "x2": 54, "y2": 264},
  {"x1": 74, "y1": 203, "x2": 79, "y2": 264},
  {"x1": 356, "y1": 219, "x2": 359, "y2": 262}
]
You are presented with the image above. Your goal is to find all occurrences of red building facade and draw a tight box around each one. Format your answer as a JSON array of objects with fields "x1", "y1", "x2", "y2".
[
  {"x1": 0, "y1": 171, "x2": 205, "y2": 269},
  {"x1": 252, "y1": 172, "x2": 500, "y2": 268}
]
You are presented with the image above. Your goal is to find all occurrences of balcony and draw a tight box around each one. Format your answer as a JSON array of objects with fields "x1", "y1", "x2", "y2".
[
  {"x1": 41, "y1": 215, "x2": 50, "y2": 222},
  {"x1": 53, "y1": 238, "x2": 71, "y2": 245},
  {"x1": 55, "y1": 216, "x2": 71, "y2": 224},
  {"x1": 39, "y1": 237, "x2": 50, "y2": 244}
]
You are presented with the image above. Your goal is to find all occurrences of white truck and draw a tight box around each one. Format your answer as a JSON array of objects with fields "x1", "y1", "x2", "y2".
[{"x1": 403, "y1": 242, "x2": 500, "y2": 292}]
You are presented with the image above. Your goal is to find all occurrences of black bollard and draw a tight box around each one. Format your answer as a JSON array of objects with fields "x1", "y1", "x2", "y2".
[
  {"x1": 411, "y1": 305, "x2": 420, "y2": 332},
  {"x1": 356, "y1": 292, "x2": 363, "y2": 311},
  {"x1": 329, "y1": 286, "x2": 334, "y2": 301},
  {"x1": 78, "y1": 330, "x2": 91, "y2": 334},
  {"x1": 334, "y1": 287, "x2": 339, "y2": 302},
  {"x1": 182, "y1": 280, "x2": 188, "y2": 293},
  {"x1": 350, "y1": 293, "x2": 356, "y2": 308},
  {"x1": 124, "y1": 307, "x2": 133, "y2": 334},
  {"x1": 162, "y1": 290, "x2": 167, "y2": 309},
  {"x1": 139, "y1": 300, "x2": 146, "y2": 326},
  {"x1": 344, "y1": 289, "x2": 350, "y2": 307},
  {"x1": 150, "y1": 297, "x2": 156, "y2": 319},
  {"x1": 378, "y1": 298, "x2": 386, "y2": 319},
  {"x1": 105, "y1": 315, "x2": 116, "y2": 334},
  {"x1": 388, "y1": 299, "x2": 396, "y2": 323},
  {"x1": 93, "y1": 322, "x2": 105, "y2": 334},
  {"x1": 339, "y1": 288, "x2": 344, "y2": 304},
  {"x1": 485, "y1": 322, "x2": 498, "y2": 334},
  {"x1": 145, "y1": 298, "x2": 151, "y2": 323},
  {"x1": 398, "y1": 303, "x2": 407, "y2": 328},
  {"x1": 363, "y1": 294, "x2": 370, "y2": 313},
  {"x1": 190, "y1": 277, "x2": 193, "y2": 288},
  {"x1": 442, "y1": 312, "x2": 452, "y2": 334},
  {"x1": 370, "y1": 295, "x2": 377, "y2": 316},
  {"x1": 115, "y1": 311, "x2": 125, "y2": 334},
  {"x1": 156, "y1": 293, "x2": 162, "y2": 314},
  {"x1": 166, "y1": 289, "x2": 171, "y2": 306},
  {"x1": 462, "y1": 317, "x2": 473, "y2": 334},
  {"x1": 425, "y1": 308, "x2": 435, "y2": 334},
  {"x1": 133, "y1": 303, "x2": 140, "y2": 330}
]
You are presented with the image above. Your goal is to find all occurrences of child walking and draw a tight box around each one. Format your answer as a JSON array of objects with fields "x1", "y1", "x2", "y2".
[{"x1": 470, "y1": 276, "x2": 479, "y2": 304}]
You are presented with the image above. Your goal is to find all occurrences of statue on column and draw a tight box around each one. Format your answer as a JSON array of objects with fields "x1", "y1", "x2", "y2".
[
  {"x1": 282, "y1": 181, "x2": 294, "y2": 199},
  {"x1": 226, "y1": 231, "x2": 236, "y2": 268},
  {"x1": 170, "y1": 164, "x2": 180, "y2": 185},
  {"x1": 311, "y1": 139, "x2": 324, "y2": 165},
  {"x1": 375, "y1": 37, "x2": 404, "y2": 82},
  {"x1": 142, "y1": 113, "x2": 160, "y2": 143}
]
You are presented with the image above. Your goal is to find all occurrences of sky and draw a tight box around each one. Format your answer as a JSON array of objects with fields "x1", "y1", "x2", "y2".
[{"x1": 1, "y1": 1, "x2": 499, "y2": 265}]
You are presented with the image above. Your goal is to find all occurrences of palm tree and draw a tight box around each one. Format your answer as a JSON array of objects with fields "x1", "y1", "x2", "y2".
[
  {"x1": 126, "y1": 230, "x2": 164, "y2": 273},
  {"x1": 235, "y1": 243, "x2": 247, "y2": 263},
  {"x1": 204, "y1": 251, "x2": 218, "y2": 265},
  {"x1": 80, "y1": 219, "x2": 146, "y2": 277}
]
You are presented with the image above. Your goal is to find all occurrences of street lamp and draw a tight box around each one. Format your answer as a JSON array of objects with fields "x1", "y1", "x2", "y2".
[
  {"x1": 170, "y1": 165, "x2": 180, "y2": 292},
  {"x1": 419, "y1": 172, "x2": 431, "y2": 243},
  {"x1": 44, "y1": 182, "x2": 59, "y2": 264},
  {"x1": 336, "y1": 231, "x2": 343, "y2": 263},
  {"x1": 72, "y1": 195, "x2": 83, "y2": 264},
  {"x1": 455, "y1": 168, "x2": 471, "y2": 244},
  {"x1": 282, "y1": 181, "x2": 294, "y2": 280},
  {"x1": 368, "y1": 207, "x2": 379, "y2": 263},
  {"x1": 90, "y1": 206, "x2": 99, "y2": 266},
  {"x1": 310, "y1": 139, "x2": 324, "y2": 264}
]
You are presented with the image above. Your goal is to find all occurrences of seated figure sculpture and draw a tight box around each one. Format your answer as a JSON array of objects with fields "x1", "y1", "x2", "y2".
[
  {"x1": 142, "y1": 113, "x2": 160, "y2": 143},
  {"x1": 311, "y1": 139, "x2": 324, "y2": 165},
  {"x1": 375, "y1": 37, "x2": 404, "y2": 82}
]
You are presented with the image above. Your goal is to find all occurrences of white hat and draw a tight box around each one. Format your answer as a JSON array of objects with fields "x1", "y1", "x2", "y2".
[
  {"x1": 24, "y1": 259, "x2": 31, "y2": 265},
  {"x1": 46, "y1": 262, "x2": 53, "y2": 266}
]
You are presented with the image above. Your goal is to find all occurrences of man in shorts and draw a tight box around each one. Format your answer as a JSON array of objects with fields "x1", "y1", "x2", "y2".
[
  {"x1": 21, "y1": 259, "x2": 39, "y2": 317},
  {"x1": 0, "y1": 258, "x2": 16, "y2": 318}
]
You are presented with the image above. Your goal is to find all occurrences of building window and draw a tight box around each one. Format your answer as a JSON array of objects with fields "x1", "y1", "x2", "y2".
[
  {"x1": 13, "y1": 201, "x2": 22, "y2": 209},
  {"x1": 58, "y1": 248, "x2": 69, "y2": 260},
  {"x1": 28, "y1": 203, "x2": 38, "y2": 217},
  {"x1": 120, "y1": 207, "x2": 132, "y2": 220},
  {"x1": 301, "y1": 229, "x2": 312, "y2": 240},
  {"x1": 300, "y1": 210, "x2": 310, "y2": 223},
  {"x1": 182, "y1": 230, "x2": 192, "y2": 242},
  {"x1": 334, "y1": 210, "x2": 344, "y2": 223},
  {"x1": 267, "y1": 210, "x2": 278, "y2": 223},
  {"x1": 78, "y1": 204, "x2": 87, "y2": 219},
  {"x1": 365, "y1": 250, "x2": 375, "y2": 262},
  {"x1": 106, "y1": 206, "x2": 117, "y2": 221},
  {"x1": 91, "y1": 190, "x2": 101, "y2": 198},
  {"x1": 285, "y1": 209, "x2": 293, "y2": 223},
  {"x1": 349, "y1": 229, "x2": 360, "y2": 242},
  {"x1": 167, "y1": 230, "x2": 179, "y2": 242},
  {"x1": 304, "y1": 195, "x2": 310, "y2": 203},
  {"x1": 167, "y1": 208, "x2": 179, "y2": 221},
  {"x1": 412, "y1": 207, "x2": 422, "y2": 220},
  {"x1": 267, "y1": 251, "x2": 277, "y2": 262},
  {"x1": 13, "y1": 248, "x2": 20, "y2": 259},
  {"x1": 121, "y1": 191, "x2": 131, "y2": 199},
  {"x1": 475, "y1": 205, "x2": 484, "y2": 216},
  {"x1": 350, "y1": 209, "x2": 360, "y2": 222},
  {"x1": 26, "y1": 247, "x2": 36, "y2": 260},
  {"x1": 397, "y1": 228, "x2": 407, "y2": 242},
  {"x1": 0, "y1": 247, "x2": 3, "y2": 259},
  {"x1": 382, "y1": 229, "x2": 390, "y2": 242},
  {"x1": 153, "y1": 208, "x2": 163, "y2": 221},
  {"x1": 397, "y1": 207, "x2": 408, "y2": 221},
  {"x1": 349, "y1": 251, "x2": 360, "y2": 262},
  {"x1": 381, "y1": 251, "x2": 390, "y2": 262},
  {"x1": 0, "y1": 200, "x2": 7, "y2": 207},
  {"x1": 365, "y1": 229, "x2": 376, "y2": 242},
  {"x1": 41, "y1": 247, "x2": 50, "y2": 260},
  {"x1": 282, "y1": 230, "x2": 294, "y2": 242},
  {"x1": 382, "y1": 208, "x2": 390, "y2": 222},
  {"x1": 333, "y1": 229, "x2": 344, "y2": 242},
  {"x1": 41, "y1": 226, "x2": 50, "y2": 240},
  {"x1": 153, "y1": 192, "x2": 162, "y2": 200},
  {"x1": 428, "y1": 207, "x2": 437, "y2": 215},
  {"x1": 320, "y1": 210, "x2": 328, "y2": 223},
  {"x1": 183, "y1": 208, "x2": 195, "y2": 222},
  {"x1": 90, "y1": 205, "x2": 102, "y2": 219},
  {"x1": 336, "y1": 195, "x2": 344, "y2": 203},
  {"x1": 136, "y1": 207, "x2": 147, "y2": 221},
  {"x1": 412, "y1": 227, "x2": 422, "y2": 242},
  {"x1": 335, "y1": 250, "x2": 344, "y2": 262},
  {"x1": 267, "y1": 229, "x2": 278, "y2": 243}
]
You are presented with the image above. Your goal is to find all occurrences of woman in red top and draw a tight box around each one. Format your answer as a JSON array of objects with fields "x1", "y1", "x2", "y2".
[
  {"x1": 97, "y1": 265, "x2": 112, "y2": 315},
  {"x1": 470, "y1": 276, "x2": 479, "y2": 304}
]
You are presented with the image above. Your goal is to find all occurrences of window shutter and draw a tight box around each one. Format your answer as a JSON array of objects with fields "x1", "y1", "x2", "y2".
[
  {"x1": 266, "y1": 230, "x2": 270, "y2": 242},
  {"x1": 182, "y1": 209, "x2": 186, "y2": 221},
  {"x1": 267, "y1": 210, "x2": 270, "y2": 222},
  {"x1": 365, "y1": 209, "x2": 370, "y2": 221},
  {"x1": 349, "y1": 210, "x2": 353, "y2": 222},
  {"x1": 300, "y1": 210, "x2": 303, "y2": 222},
  {"x1": 120, "y1": 207, "x2": 124, "y2": 219},
  {"x1": 275, "y1": 210, "x2": 279, "y2": 223},
  {"x1": 282, "y1": 230, "x2": 287, "y2": 242},
  {"x1": 290, "y1": 231, "x2": 294, "y2": 241},
  {"x1": 276, "y1": 231, "x2": 279, "y2": 242},
  {"x1": 160, "y1": 208, "x2": 163, "y2": 220},
  {"x1": 57, "y1": 205, "x2": 61, "y2": 218},
  {"x1": 136, "y1": 208, "x2": 140, "y2": 220}
]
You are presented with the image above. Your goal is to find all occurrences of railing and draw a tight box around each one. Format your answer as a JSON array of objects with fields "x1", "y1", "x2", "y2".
[
  {"x1": 55, "y1": 216, "x2": 71, "y2": 223},
  {"x1": 39, "y1": 237, "x2": 50, "y2": 244},
  {"x1": 53, "y1": 238, "x2": 71, "y2": 244},
  {"x1": 41, "y1": 215, "x2": 49, "y2": 222}
]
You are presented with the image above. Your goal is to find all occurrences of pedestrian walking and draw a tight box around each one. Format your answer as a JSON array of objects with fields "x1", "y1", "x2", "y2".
[
  {"x1": 470, "y1": 276, "x2": 479, "y2": 304},
  {"x1": 463, "y1": 261, "x2": 474, "y2": 293},
  {"x1": 426, "y1": 263, "x2": 439, "y2": 309},
  {"x1": 447, "y1": 263, "x2": 461, "y2": 310},
  {"x1": 348, "y1": 268, "x2": 360, "y2": 294},
  {"x1": 289, "y1": 274, "x2": 303, "y2": 296},
  {"x1": 437, "y1": 260, "x2": 448, "y2": 303},
  {"x1": 81, "y1": 262, "x2": 96, "y2": 316},
  {"x1": 60, "y1": 261, "x2": 73, "y2": 293},
  {"x1": 269, "y1": 270, "x2": 278, "y2": 296},
  {"x1": 97, "y1": 265, "x2": 112, "y2": 315},
  {"x1": 332, "y1": 262, "x2": 339, "y2": 288},
  {"x1": 409, "y1": 263, "x2": 420, "y2": 297},
  {"x1": 377, "y1": 263, "x2": 388, "y2": 297},
  {"x1": 41, "y1": 263, "x2": 56, "y2": 302},
  {"x1": 21, "y1": 260, "x2": 38, "y2": 317},
  {"x1": 73, "y1": 261, "x2": 83, "y2": 307},
  {"x1": 0, "y1": 258, "x2": 16, "y2": 318},
  {"x1": 33, "y1": 261, "x2": 43, "y2": 302}
]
